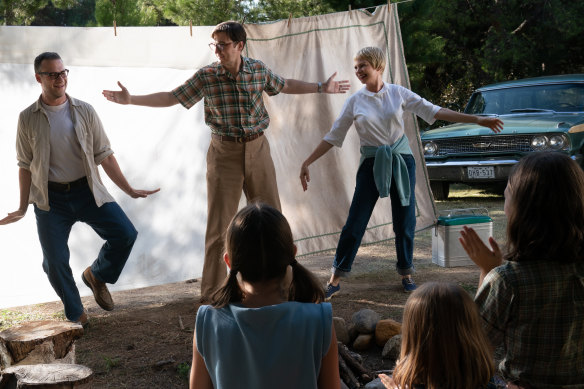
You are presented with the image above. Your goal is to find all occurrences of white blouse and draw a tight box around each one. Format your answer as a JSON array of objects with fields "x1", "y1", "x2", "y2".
[{"x1": 323, "y1": 82, "x2": 441, "y2": 147}]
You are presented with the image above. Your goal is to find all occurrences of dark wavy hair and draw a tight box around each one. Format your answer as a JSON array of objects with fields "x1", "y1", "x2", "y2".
[
  {"x1": 211, "y1": 203, "x2": 324, "y2": 307},
  {"x1": 505, "y1": 152, "x2": 584, "y2": 263}
]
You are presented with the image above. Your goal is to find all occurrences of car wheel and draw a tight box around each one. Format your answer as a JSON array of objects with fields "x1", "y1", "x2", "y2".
[{"x1": 430, "y1": 181, "x2": 450, "y2": 201}]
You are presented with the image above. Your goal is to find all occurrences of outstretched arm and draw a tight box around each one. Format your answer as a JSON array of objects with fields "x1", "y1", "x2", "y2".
[
  {"x1": 459, "y1": 226, "x2": 503, "y2": 288},
  {"x1": 282, "y1": 72, "x2": 350, "y2": 94},
  {"x1": 100, "y1": 155, "x2": 160, "y2": 198},
  {"x1": 102, "y1": 81, "x2": 179, "y2": 107},
  {"x1": 300, "y1": 140, "x2": 334, "y2": 191},
  {"x1": 0, "y1": 168, "x2": 32, "y2": 225},
  {"x1": 434, "y1": 107, "x2": 504, "y2": 133}
]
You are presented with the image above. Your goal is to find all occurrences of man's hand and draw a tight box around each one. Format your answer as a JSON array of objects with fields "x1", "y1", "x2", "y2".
[
  {"x1": 299, "y1": 163, "x2": 311, "y2": 191},
  {"x1": 102, "y1": 81, "x2": 131, "y2": 105},
  {"x1": 126, "y1": 188, "x2": 161, "y2": 199},
  {"x1": 0, "y1": 209, "x2": 26, "y2": 225},
  {"x1": 322, "y1": 72, "x2": 351, "y2": 94},
  {"x1": 477, "y1": 116, "x2": 504, "y2": 133}
]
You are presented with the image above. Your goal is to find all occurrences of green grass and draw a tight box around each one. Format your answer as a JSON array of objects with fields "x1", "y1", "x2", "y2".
[
  {"x1": 0, "y1": 310, "x2": 51, "y2": 331},
  {"x1": 177, "y1": 362, "x2": 191, "y2": 381}
]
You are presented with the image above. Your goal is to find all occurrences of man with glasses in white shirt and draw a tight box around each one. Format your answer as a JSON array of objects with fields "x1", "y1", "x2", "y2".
[
  {"x1": 1, "y1": 52, "x2": 159, "y2": 326},
  {"x1": 103, "y1": 21, "x2": 350, "y2": 302}
]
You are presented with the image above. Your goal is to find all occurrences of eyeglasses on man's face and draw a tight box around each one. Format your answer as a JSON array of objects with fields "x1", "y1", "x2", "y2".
[
  {"x1": 37, "y1": 69, "x2": 69, "y2": 80},
  {"x1": 208, "y1": 41, "x2": 238, "y2": 51}
]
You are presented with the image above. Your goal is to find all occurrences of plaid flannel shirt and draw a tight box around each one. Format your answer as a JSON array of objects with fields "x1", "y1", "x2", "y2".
[
  {"x1": 172, "y1": 57, "x2": 285, "y2": 137},
  {"x1": 475, "y1": 259, "x2": 584, "y2": 387}
]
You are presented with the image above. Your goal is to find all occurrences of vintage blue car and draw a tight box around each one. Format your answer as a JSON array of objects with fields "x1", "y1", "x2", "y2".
[{"x1": 421, "y1": 74, "x2": 584, "y2": 200}]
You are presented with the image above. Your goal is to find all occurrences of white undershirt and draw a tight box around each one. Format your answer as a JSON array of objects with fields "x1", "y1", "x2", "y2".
[
  {"x1": 42, "y1": 100, "x2": 86, "y2": 182},
  {"x1": 323, "y1": 82, "x2": 441, "y2": 147}
]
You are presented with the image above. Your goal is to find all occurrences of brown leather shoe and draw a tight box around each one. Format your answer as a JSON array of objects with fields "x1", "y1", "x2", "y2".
[
  {"x1": 75, "y1": 311, "x2": 89, "y2": 328},
  {"x1": 82, "y1": 267, "x2": 114, "y2": 311}
]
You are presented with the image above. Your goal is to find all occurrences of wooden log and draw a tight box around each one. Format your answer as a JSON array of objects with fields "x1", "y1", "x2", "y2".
[
  {"x1": 0, "y1": 363, "x2": 92, "y2": 388},
  {"x1": 338, "y1": 343, "x2": 373, "y2": 383},
  {"x1": 0, "y1": 321, "x2": 83, "y2": 368},
  {"x1": 338, "y1": 349, "x2": 360, "y2": 389}
]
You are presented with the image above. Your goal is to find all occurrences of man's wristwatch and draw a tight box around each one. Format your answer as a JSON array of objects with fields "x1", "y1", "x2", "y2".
[{"x1": 317, "y1": 82, "x2": 322, "y2": 93}]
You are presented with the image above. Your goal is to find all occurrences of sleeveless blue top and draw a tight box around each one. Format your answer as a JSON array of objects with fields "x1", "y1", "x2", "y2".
[{"x1": 196, "y1": 301, "x2": 333, "y2": 389}]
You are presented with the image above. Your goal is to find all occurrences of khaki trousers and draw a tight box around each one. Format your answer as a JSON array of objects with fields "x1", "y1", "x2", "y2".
[{"x1": 201, "y1": 134, "x2": 281, "y2": 298}]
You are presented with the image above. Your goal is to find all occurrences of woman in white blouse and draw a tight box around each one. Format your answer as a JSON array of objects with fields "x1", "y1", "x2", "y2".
[{"x1": 300, "y1": 47, "x2": 503, "y2": 298}]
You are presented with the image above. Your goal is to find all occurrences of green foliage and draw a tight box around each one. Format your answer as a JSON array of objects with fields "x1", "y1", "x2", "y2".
[
  {"x1": 1, "y1": 0, "x2": 50, "y2": 25},
  {"x1": 176, "y1": 362, "x2": 191, "y2": 381},
  {"x1": 103, "y1": 355, "x2": 121, "y2": 370},
  {"x1": 159, "y1": 0, "x2": 246, "y2": 26},
  {"x1": 95, "y1": 0, "x2": 163, "y2": 26},
  {"x1": 246, "y1": 0, "x2": 334, "y2": 22}
]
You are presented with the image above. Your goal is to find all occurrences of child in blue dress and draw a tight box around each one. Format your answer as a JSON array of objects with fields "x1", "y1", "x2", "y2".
[{"x1": 190, "y1": 203, "x2": 340, "y2": 389}]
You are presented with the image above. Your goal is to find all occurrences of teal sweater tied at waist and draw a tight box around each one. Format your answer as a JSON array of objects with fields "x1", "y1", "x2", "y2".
[{"x1": 359, "y1": 135, "x2": 413, "y2": 206}]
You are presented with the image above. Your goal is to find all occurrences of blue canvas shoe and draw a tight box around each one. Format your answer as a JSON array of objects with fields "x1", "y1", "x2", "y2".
[
  {"x1": 402, "y1": 277, "x2": 417, "y2": 293},
  {"x1": 325, "y1": 282, "x2": 340, "y2": 300}
]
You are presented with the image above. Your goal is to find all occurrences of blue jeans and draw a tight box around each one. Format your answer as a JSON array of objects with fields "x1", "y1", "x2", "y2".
[
  {"x1": 34, "y1": 182, "x2": 137, "y2": 321},
  {"x1": 332, "y1": 154, "x2": 416, "y2": 277}
]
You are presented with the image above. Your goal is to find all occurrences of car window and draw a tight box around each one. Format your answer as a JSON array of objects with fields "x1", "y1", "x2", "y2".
[{"x1": 465, "y1": 83, "x2": 584, "y2": 115}]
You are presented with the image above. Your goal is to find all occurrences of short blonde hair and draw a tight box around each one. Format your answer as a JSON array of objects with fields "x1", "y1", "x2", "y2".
[{"x1": 355, "y1": 47, "x2": 386, "y2": 72}]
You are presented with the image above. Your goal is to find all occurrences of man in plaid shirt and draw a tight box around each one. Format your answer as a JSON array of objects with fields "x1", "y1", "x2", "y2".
[{"x1": 103, "y1": 21, "x2": 349, "y2": 301}]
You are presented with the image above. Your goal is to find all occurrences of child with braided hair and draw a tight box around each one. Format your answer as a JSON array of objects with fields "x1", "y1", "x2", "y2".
[{"x1": 189, "y1": 203, "x2": 340, "y2": 389}]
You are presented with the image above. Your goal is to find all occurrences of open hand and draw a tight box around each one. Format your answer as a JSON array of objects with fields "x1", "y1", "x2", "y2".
[
  {"x1": 378, "y1": 374, "x2": 397, "y2": 389},
  {"x1": 459, "y1": 226, "x2": 503, "y2": 273},
  {"x1": 102, "y1": 81, "x2": 131, "y2": 105},
  {"x1": 127, "y1": 187, "x2": 161, "y2": 199},
  {"x1": 322, "y1": 72, "x2": 351, "y2": 94},
  {"x1": 0, "y1": 209, "x2": 26, "y2": 225},
  {"x1": 477, "y1": 116, "x2": 504, "y2": 133}
]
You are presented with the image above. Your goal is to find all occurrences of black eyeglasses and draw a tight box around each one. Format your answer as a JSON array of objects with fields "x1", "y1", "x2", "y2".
[
  {"x1": 208, "y1": 42, "x2": 238, "y2": 51},
  {"x1": 37, "y1": 69, "x2": 69, "y2": 80}
]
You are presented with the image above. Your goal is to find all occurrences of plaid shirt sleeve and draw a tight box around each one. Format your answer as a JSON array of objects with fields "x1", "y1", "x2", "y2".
[
  {"x1": 475, "y1": 266, "x2": 515, "y2": 347},
  {"x1": 172, "y1": 70, "x2": 206, "y2": 109},
  {"x1": 260, "y1": 62, "x2": 285, "y2": 96}
]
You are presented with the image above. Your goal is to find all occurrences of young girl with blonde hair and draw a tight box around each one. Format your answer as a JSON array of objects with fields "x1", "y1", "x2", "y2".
[{"x1": 379, "y1": 282, "x2": 495, "y2": 389}]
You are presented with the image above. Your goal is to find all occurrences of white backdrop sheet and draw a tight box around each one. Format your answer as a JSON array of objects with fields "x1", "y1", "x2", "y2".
[{"x1": 0, "y1": 4, "x2": 438, "y2": 309}]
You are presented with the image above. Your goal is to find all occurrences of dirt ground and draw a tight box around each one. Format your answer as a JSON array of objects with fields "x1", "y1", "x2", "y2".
[{"x1": 1, "y1": 187, "x2": 505, "y2": 388}]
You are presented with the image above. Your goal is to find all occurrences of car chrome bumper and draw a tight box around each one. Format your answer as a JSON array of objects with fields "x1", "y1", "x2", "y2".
[{"x1": 424, "y1": 159, "x2": 518, "y2": 182}]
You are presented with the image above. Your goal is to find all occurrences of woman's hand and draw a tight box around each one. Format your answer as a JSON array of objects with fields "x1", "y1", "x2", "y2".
[{"x1": 459, "y1": 226, "x2": 503, "y2": 286}]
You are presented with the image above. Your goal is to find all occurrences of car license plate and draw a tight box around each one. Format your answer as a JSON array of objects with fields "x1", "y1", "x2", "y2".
[{"x1": 467, "y1": 166, "x2": 495, "y2": 179}]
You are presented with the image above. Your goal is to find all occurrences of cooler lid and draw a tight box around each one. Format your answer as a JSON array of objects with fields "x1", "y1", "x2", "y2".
[{"x1": 436, "y1": 208, "x2": 492, "y2": 226}]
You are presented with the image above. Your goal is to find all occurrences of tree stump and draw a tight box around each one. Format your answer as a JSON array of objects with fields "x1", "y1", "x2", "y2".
[
  {"x1": 0, "y1": 321, "x2": 83, "y2": 369},
  {"x1": 0, "y1": 363, "x2": 93, "y2": 388}
]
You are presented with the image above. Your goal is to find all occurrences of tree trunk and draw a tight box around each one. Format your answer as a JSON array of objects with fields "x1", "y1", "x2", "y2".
[
  {"x1": 0, "y1": 321, "x2": 83, "y2": 369},
  {"x1": 0, "y1": 363, "x2": 93, "y2": 388}
]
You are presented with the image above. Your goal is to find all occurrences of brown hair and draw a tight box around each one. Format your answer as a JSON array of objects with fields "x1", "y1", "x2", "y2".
[
  {"x1": 211, "y1": 203, "x2": 324, "y2": 307},
  {"x1": 392, "y1": 282, "x2": 494, "y2": 389},
  {"x1": 212, "y1": 20, "x2": 247, "y2": 46},
  {"x1": 505, "y1": 152, "x2": 584, "y2": 263},
  {"x1": 355, "y1": 47, "x2": 386, "y2": 72}
]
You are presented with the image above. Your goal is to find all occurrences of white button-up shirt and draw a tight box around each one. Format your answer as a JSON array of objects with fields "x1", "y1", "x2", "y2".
[{"x1": 324, "y1": 82, "x2": 441, "y2": 147}]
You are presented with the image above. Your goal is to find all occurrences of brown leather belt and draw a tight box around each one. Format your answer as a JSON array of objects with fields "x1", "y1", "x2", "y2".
[
  {"x1": 211, "y1": 131, "x2": 264, "y2": 143},
  {"x1": 48, "y1": 176, "x2": 88, "y2": 192}
]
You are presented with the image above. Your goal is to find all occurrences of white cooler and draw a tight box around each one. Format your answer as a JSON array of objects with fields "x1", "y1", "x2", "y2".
[{"x1": 432, "y1": 208, "x2": 493, "y2": 267}]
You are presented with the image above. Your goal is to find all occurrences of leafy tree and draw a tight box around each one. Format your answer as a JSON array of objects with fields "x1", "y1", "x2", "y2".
[{"x1": 246, "y1": 0, "x2": 334, "y2": 22}]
